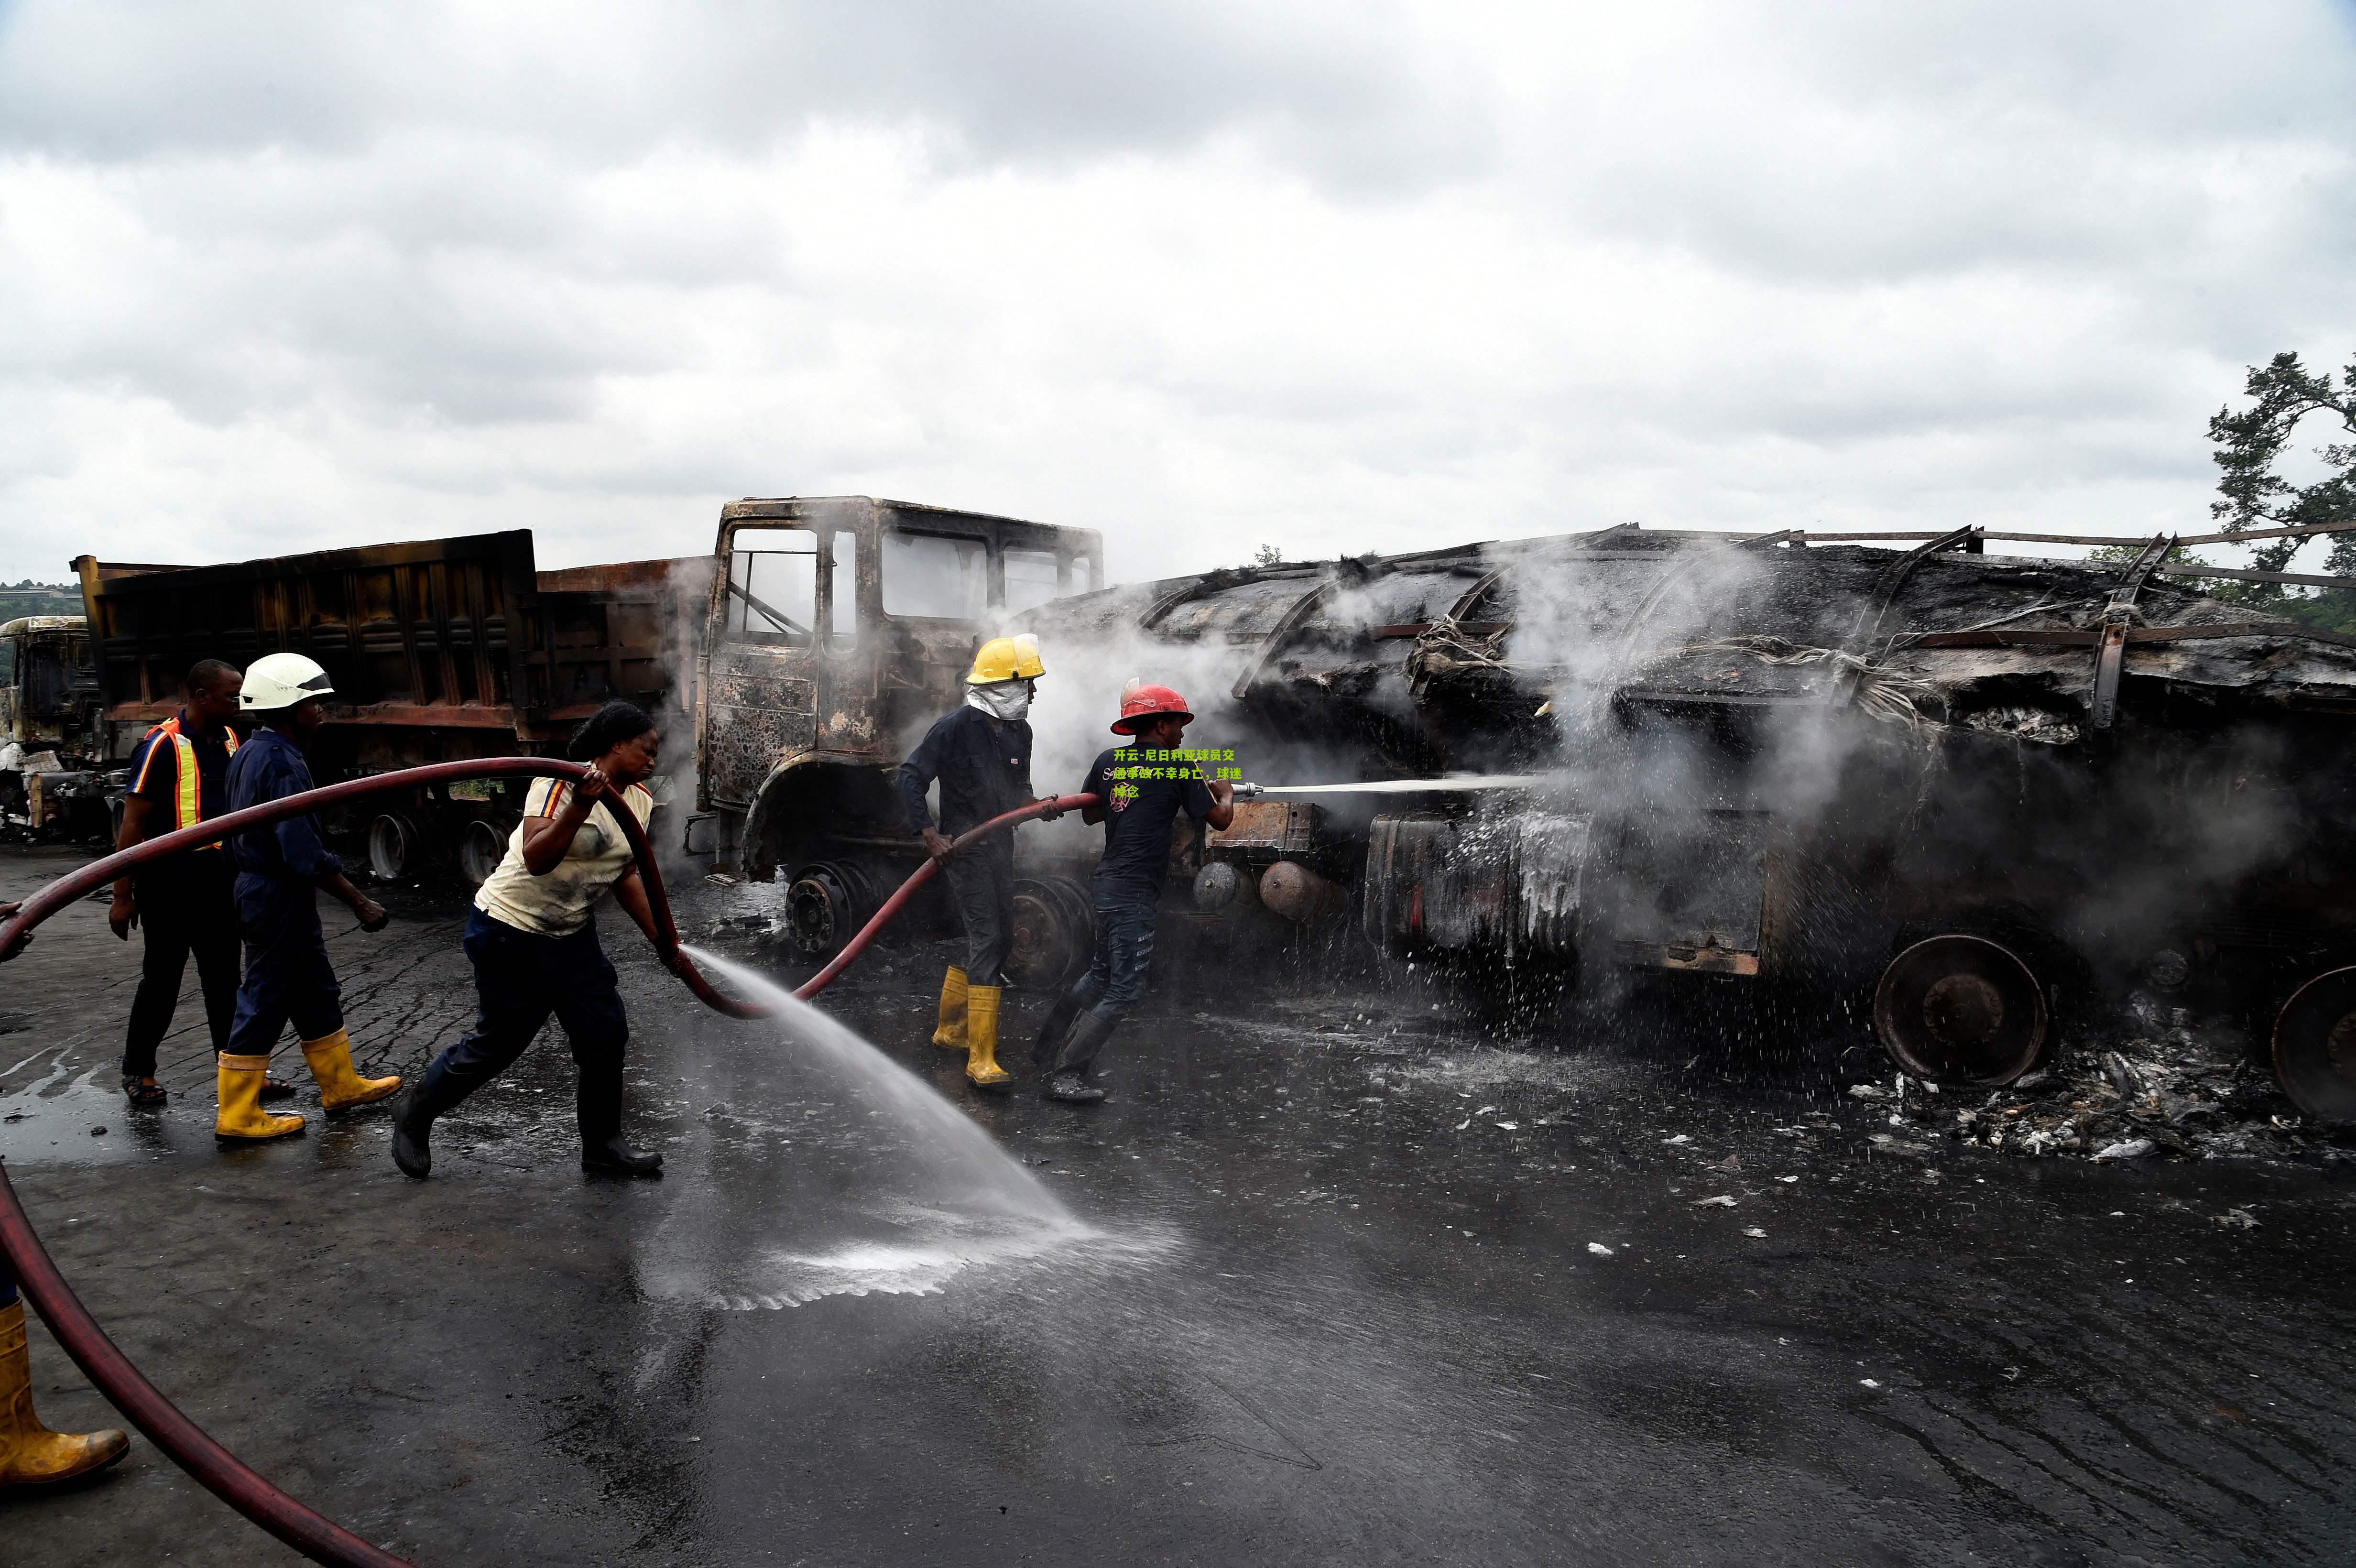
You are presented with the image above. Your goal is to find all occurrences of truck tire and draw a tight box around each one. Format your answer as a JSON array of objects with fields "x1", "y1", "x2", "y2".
[
  {"x1": 1007, "y1": 876, "x2": 1092, "y2": 992},
  {"x1": 785, "y1": 860, "x2": 890, "y2": 963},
  {"x1": 2271, "y1": 965, "x2": 2356, "y2": 1124},
  {"x1": 367, "y1": 813, "x2": 425, "y2": 882},
  {"x1": 1872, "y1": 934, "x2": 2049, "y2": 1086},
  {"x1": 459, "y1": 816, "x2": 516, "y2": 887}
]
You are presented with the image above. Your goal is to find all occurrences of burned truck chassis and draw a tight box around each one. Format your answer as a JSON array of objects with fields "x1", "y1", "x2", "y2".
[{"x1": 1005, "y1": 525, "x2": 2356, "y2": 1121}]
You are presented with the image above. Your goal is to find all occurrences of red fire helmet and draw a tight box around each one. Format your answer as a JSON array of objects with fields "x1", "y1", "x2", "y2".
[{"x1": 1113, "y1": 682, "x2": 1194, "y2": 735}]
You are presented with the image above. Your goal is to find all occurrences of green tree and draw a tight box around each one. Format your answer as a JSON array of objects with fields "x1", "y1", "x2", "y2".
[
  {"x1": 2198, "y1": 351, "x2": 2356, "y2": 630},
  {"x1": 1251, "y1": 544, "x2": 1283, "y2": 567}
]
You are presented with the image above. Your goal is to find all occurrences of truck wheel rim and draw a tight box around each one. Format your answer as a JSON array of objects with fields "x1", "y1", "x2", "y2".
[
  {"x1": 2273, "y1": 966, "x2": 2356, "y2": 1124},
  {"x1": 1007, "y1": 880, "x2": 1078, "y2": 989},
  {"x1": 458, "y1": 819, "x2": 507, "y2": 885},
  {"x1": 785, "y1": 867, "x2": 852, "y2": 959},
  {"x1": 366, "y1": 814, "x2": 414, "y2": 881},
  {"x1": 1872, "y1": 935, "x2": 2047, "y2": 1085}
]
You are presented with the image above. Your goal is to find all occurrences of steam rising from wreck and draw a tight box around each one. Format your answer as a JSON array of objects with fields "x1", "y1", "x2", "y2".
[{"x1": 1010, "y1": 524, "x2": 2356, "y2": 1094}]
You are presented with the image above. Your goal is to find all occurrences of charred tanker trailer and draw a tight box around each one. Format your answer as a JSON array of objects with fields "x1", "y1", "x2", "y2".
[{"x1": 1013, "y1": 524, "x2": 2356, "y2": 1121}]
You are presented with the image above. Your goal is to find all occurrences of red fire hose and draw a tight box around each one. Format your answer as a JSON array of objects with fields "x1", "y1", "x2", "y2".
[
  {"x1": 0, "y1": 757, "x2": 1092, "y2": 1565},
  {"x1": 793, "y1": 792, "x2": 1097, "y2": 1000},
  {"x1": 0, "y1": 1170, "x2": 411, "y2": 1565},
  {"x1": 0, "y1": 757, "x2": 765, "y2": 1019}
]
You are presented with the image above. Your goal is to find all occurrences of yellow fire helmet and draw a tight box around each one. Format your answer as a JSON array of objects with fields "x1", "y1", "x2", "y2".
[{"x1": 967, "y1": 633, "x2": 1046, "y2": 685}]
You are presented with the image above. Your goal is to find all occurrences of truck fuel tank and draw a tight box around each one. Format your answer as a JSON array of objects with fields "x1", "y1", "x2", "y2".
[{"x1": 1363, "y1": 810, "x2": 1588, "y2": 960}]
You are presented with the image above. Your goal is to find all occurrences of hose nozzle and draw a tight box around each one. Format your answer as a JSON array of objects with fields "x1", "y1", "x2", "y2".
[{"x1": 1231, "y1": 781, "x2": 1265, "y2": 800}]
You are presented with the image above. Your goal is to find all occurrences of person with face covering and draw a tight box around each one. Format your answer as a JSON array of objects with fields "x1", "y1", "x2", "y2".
[
  {"x1": 896, "y1": 635, "x2": 1065, "y2": 1093},
  {"x1": 393, "y1": 700, "x2": 685, "y2": 1180}
]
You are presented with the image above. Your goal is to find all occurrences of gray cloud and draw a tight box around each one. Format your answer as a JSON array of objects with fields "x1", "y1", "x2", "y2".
[
  {"x1": 0, "y1": 1, "x2": 2350, "y2": 586},
  {"x1": 0, "y1": 1, "x2": 1497, "y2": 187}
]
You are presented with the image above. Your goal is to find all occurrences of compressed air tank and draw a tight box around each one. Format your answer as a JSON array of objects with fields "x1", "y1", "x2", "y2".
[{"x1": 1259, "y1": 860, "x2": 1347, "y2": 925}]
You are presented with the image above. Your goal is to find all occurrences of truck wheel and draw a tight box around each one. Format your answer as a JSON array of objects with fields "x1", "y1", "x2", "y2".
[
  {"x1": 1872, "y1": 934, "x2": 2048, "y2": 1086},
  {"x1": 785, "y1": 860, "x2": 886, "y2": 962},
  {"x1": 367, "y1": 813, "x2": 425, "y2": 881},
  {"x1": 2271, "y1": 967, "x2": 2356, "y2": 1124},
  {"x1": 1008, "y1": 877, "x2": 1091, "y2": 992},
  {"x1": 459, "y1": 817, "x2": 514, "y2": 887}
]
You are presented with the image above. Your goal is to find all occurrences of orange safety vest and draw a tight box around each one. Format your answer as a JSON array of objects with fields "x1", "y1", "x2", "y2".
[{"x1": 134, "y1": 716, "x2": 239, "y2": 849}]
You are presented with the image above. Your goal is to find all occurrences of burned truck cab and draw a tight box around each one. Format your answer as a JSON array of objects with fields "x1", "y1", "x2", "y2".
[
  {"x1": 0, "y1": 615, "x2": 108, "y2": 837},
  {"x1": 694, "y1": 496, "x2": 1103, "y2": 956}
]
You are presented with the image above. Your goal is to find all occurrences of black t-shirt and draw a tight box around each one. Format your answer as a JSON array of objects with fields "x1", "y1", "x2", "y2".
[{"x1": 1082, "y1": 747, "x2": 1214, "y2": 906}]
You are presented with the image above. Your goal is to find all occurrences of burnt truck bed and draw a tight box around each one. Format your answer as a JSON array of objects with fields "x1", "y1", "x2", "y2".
[
  {"x1": 73, "y1": 533, "x2": 712, "y2": 881},
  {"x1": 1014, "y1": 524, "x2": 2356, "y2": 1120}
]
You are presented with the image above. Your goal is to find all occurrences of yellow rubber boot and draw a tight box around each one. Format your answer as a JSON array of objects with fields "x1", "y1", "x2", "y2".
[
  {"x1": 302, "y1": 1028, "x2": 402, "y2": 1113},
  {"x1": 964, "y1": 985, "x2": 1013, "y2": 1091},
  {"x1": 214, "y1": 1054, "x2": 306, "y2": 1143},
  {"x1": 931, "y1": 966, "x2": 969, "y2": 1051},
  {"x1": 0, "y1": 1301, "x2": 130, "y2": 1488}
]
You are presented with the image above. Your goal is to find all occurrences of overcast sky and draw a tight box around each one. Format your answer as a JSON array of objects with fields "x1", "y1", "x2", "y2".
[{"x1": 1, "y1": 0, "x2": 2351, "y2": 587}]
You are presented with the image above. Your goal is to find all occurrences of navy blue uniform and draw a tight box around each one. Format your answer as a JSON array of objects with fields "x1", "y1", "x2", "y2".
[
  {"x1": 224, "y1": 727, "x2": 344, "y2": 1054},
  {"x1": 896, "y1": 705, "x2": 1034, "y2": 837},
  {"x1": 897, "y1": 706, "x2": 1035, "y2": 987},
  {"x1": 1053, "y1": 748, "x2": 1215, "y2": 1074}
]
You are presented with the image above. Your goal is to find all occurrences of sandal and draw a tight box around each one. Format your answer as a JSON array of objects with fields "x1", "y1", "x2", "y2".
[
  {"x1": 121, "y1": 1075, "x2": 168, "y2": 1108},
  {"x1": 258, "y1": 1077, "x2": 298, "y2": 1103}
]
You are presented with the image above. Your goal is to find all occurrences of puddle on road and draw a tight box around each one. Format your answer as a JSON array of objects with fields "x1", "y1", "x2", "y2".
[
  {"x1": 640, "y1": 948, "x2": 1179, "y2": 1310},
  {"x1": 686, "y1": 1208, "x2": 1178, "y2": 1309},
  {"x1": 0, "y1": 1053, "x2": 165, "y2": 1166}
]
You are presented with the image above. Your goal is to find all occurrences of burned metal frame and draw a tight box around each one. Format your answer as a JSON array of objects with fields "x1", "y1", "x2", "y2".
[{"x1": 2090, "y1": 534, "x2": 2176, "y2": 730}]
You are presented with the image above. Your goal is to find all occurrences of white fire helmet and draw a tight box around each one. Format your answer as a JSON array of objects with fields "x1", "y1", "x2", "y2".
[{"x1": 238, "y1": 652, "x2": 336, "y2": 712}]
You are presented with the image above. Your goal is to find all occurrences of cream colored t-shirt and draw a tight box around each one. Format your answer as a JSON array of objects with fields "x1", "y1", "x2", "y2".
[{"x1": 474, "y1": 776, "x2": 655, "y2": 938}]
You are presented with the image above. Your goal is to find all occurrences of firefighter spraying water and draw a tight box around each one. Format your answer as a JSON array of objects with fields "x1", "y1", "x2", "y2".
[{"x1": 1028, "y1": 681, "x2": 1236, "y2": 1103}]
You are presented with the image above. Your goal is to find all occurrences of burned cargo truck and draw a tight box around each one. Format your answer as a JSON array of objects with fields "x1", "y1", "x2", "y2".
[
  {"x1": 692, "y1": 495, "x2": 1105, "y2": 966},
  {"x1": 75, "y1": 534, "x2": 711, "y2": 881},
  {"x1": 1013, "y1": 525, "x2": 2356, "y2": 1121}
]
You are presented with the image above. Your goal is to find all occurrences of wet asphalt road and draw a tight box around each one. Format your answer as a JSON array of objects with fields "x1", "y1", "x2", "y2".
[{"x1": 2, "y1": 843, "x2": 2354, "y2": 1566}]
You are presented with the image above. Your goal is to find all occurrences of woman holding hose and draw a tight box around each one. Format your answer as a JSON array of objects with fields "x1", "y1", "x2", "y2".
[{"x1": 392, "y1": 701, "x2": 684, "y2": 1181}]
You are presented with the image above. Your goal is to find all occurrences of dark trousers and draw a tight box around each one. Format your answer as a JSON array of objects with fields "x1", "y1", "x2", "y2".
[
  {"x1": 418, "y1": 909, "x2": 631, "y2": 1142},
  {"x1": 1054, "y1": 898, "x2": 1157, "y2": 1075},
  {"x1": 123, "y1": 853, "x2": 240, "y2": 1077},
  {"x1": 943, "y1": 838, "x2": 1015, "y2": 987},
  {"x1": 228, "y1": 873, "x2": 343, "y2": 1055}
]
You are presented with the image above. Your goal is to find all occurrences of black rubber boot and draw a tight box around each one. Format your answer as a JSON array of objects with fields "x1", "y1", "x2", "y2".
[
  {"x1": 258, "y1": 1077, "x2": 298, "y2": 1103},
  {"x1": 581, "y1": 1135, "x2": 664, "y2": 1176},
  {"x1": 391, "y1": 1094, "x2": 436, "y2": 1180},
  {"x1": 578, "y1": 1065, "x2": 663, "y2": 1177},
  {"x1": 1044, "y1": 1073, "x2": 1106, "y2": 1105},
  {"x1": 1044, "y1": 1012, "x2": 1116, "y2": 1104},
  {"x1": 392, "y1": 1067, "x2": 471, "y2": 1181},
  {"x1": 1032, "y1": 993, "x2": 1085, "y2": 1075}
]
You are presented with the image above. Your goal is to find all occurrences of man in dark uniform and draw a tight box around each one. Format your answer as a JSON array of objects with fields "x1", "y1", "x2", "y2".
[
  {"x1": 1032, "y1": 682, "x2": 1234, "y2": 1104},
  {"x1": 108, "y1": 659, "x2": 272, "y2": 1108},
  {"x1": 896, "y1": 634, "x2": 1062, "y2": 1093},
  {"x1": 217, "y1": 652, "x2": 399, "y2": 1143}
]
